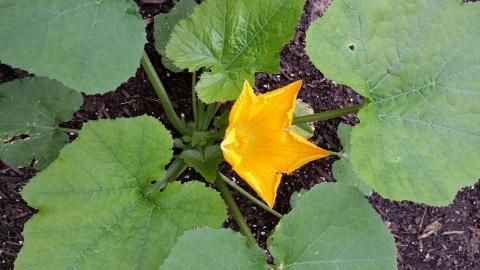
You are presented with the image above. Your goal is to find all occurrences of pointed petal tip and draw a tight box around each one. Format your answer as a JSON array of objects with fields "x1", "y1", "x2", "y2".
[
  {"x1": 265, "y1": 198, "x2": 275, "y2": 209},
  {"x1": 284, "y1": 80, "x2": 303, "y2": 96},
  {"x1": 281, "y1": 131, "x2": 332, "y2": 174},
  {"x1": 240, "y1": 80, "x2": 256, "y2": 99},
  {"x1": 261, "y1": 173, "x2": 282, "y2": 209},
  {"x1": 233, "y1": 164, "x2": 281, "y2": 209},
  {"x1": 282, "y1": 80, "x2": 303, "y2": 95},
  {"x1": 260, "y1": 188, "x2": 276, "y2": 209},
  {"x1": 243, "y1": 80, "x2": 252, "y2": 90},
  {"x1": 290, "y1": 80, "x2": 303, "y2": 89}
]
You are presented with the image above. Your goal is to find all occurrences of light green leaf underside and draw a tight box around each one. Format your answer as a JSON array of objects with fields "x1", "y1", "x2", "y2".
[
  {"x1": 332, "y1": 123, "x2": 372, "y2": 195},
  {"x1": 160, "y1": 229, "x2": 267, "y2": 270},
  {"x1": 154, "y1": 0, "x2": 197, "y2": 55},
  {"x1": 0, "y1": 77, "x2": 83, "y2": 169},
  {"x1": 268, "y1": 183, "x2": 397, "y2": 270},
  {"x1": 166, "y1": 0, "x2": 304, "y2": 103},
  {"x1": 306, "y1": 0, "x2": 480, "y2": 205},
  {"x1": 0, "y1": 0, "x2": 146, "y2": 93},
  {"x1": 154, "y1": 0, "x2": 197, "y2": 73},
  {"x1": 292, "y1": 99, "x2": 315, "y2": 139},
  {"x1": 16, "y1": 116, "x2": 227, "y2": 270}
]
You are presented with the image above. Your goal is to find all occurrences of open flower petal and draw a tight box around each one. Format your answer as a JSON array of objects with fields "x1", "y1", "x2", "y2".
[{"x1": 222, "y1": 80, "x2": 330, "y2": 207}]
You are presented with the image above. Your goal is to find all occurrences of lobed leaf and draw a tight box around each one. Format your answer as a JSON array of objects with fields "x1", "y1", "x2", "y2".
[
  {"x1": 268, "y1": 183, "x2": 397, "y2": 270},
  {"x1": 0, "y1": 77, "x2": 83, "y2": 169},
  {"x1": 0, "y1": 0, "x2": 146, "y2": 93},
  {"x1": 160, "y1": 229, "x2": 267, "y2": 270},
  {"x1": 306, "y1": 0, "x2": 480, "y2": 205},
  {"x1": 15, "y1": 116, "x2": 227, "y2": 270},
  {"x1": 166, "y1": 0, "x2": 304, "y2": 103}
]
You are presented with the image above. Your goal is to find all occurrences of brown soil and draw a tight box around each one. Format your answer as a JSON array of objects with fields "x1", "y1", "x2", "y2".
[{"x1": 1, "y1": 0, "x2": 479, "y2": 269}]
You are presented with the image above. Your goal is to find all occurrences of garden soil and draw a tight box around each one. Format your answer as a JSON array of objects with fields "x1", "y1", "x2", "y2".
[{"x1": 1, "y1": 0, "x2": 479, "y2": 269}]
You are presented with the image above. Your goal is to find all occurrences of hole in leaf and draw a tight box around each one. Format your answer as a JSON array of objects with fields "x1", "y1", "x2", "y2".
[
  {"x1": 3, "y1": 134, "x2": 30, "y2": 144},
  {"x1": 348, "y1": 44, "x2": 356, "y2": 51},
  {"x1": 150, "y1": 180, "x2": 157, "y2": 185}
]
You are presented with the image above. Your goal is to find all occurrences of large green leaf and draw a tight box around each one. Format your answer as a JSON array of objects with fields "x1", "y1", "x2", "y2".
[
  {"x1": 166, "y1": 0, "x2": 304, "y2": 103},
  {"x1": 268, "y1": 183, "x2": 397, "y2": 270},
  {"x1": 15, "y1": 116, "x2": 227, "y2": 270},
  {"x1": 332, "y1": 123, "x2": 372, "y2": 195},
  {"x1": 306, "y1": 0, "x2": 480, "y2": 205},
  {"x1": 0, "y1": 77, "x2": 83, "y2": 169},
  {"x1": 0, "y1": 0, "x2": 146, "y2": 93},
  {"x1": 160, "y1": 229, "x2": 267, "y2": 270}
]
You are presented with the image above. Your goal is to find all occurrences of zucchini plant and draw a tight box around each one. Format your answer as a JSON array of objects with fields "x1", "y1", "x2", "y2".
[{"x1": 0, "y1": 0, "x2": 478, "y2": 269}]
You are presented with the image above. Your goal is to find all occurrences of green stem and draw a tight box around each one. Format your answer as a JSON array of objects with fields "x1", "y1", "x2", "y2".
[
  {"x1": 199, "y1": 103, "x2": 220, "y2": 131},
  {"x1": 58, "y1": 127, "x2": 80, "y2": 133},
  {"x1": 215, "y1": 173, "x2": 256, "y2": 245},
  {"x1": 292, "y1": 104, "x2": 364, "y2": 125},
  {"x1": 192, "y1": 72, "x2": 198, "y2": 126},
  {"x1": 141, "y1": 51, "x2": 191, "y2": 135},
  {"x1": 197, "y1": 100, "x2": 206, "y2": 128},
  {"x1": 329, "y1": 151, "x2": 342, "y2": 157},
  {"x1": 219, "y1": 173, "x2": 283, "y2": 219},
  {"x1": 146, "y1": 159, "x2": 187, "y2": 195}
]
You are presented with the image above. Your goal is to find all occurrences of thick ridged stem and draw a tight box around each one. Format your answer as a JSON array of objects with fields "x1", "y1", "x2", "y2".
[
  {"x1": 199, "y1": 103, "x2": 220, "y2": 131},
  {"x1": 141, "y1": 51, "x2": 191, "y2": 135},
  {"x1": 292, "y1": 104, "x2": 364, "y2": 124},
  {"x1": 192, "y1": 72, "x2": 198, "y2": 125},
  {"x1": 146, "y1": 159, "x2": 187, "y2": 195},
  {"x1": 215, "y1": 173, "x2": 256, "y2": 245}
]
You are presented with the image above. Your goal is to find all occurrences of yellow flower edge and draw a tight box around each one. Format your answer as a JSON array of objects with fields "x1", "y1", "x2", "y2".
[{"x1": 221, "y1": 80, "x2": 331, "y2": 208}]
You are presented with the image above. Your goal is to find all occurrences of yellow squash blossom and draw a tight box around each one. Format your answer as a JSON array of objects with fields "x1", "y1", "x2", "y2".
[{"x1": 221, "y1": 80, "x2": 330, "y2": 208}]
